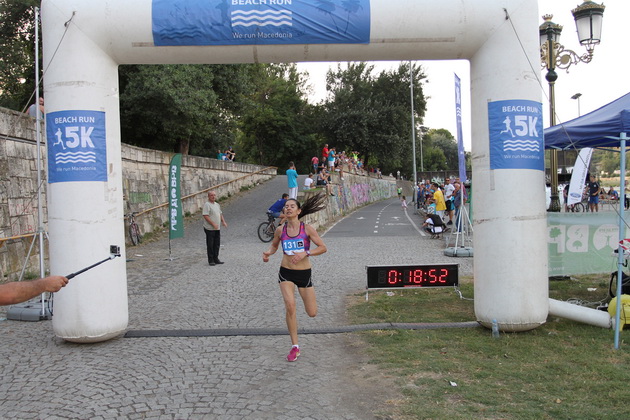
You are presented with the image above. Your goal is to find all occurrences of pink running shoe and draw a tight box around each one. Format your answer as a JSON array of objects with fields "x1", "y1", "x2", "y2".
[{"x1": 287, "y1": 346, "x2": 300, "y2": 362}]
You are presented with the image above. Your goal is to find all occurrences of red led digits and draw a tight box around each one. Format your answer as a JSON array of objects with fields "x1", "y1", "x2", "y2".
[
  {"x1": 410, "y1": 269, "x2": 423, "y2": 284},
  {"x1": 438, "y1": 268, "x2": 448, "y2": 283},
  {"x1": 366, "y1": 265, "x2": 458, "y2": 290},
  {"x1": 387, "y1": 269, "x2": 398, "y2": 284}
]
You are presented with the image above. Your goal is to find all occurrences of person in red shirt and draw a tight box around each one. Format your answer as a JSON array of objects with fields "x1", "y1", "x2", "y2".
[{"x1": 322, "y1": 144, "x2": 329, "y2": 162}]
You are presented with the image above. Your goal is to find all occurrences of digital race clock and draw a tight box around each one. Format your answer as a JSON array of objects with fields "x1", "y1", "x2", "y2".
[{"x1": 366, "y1": 264, "x2": 459, "y2": 289}]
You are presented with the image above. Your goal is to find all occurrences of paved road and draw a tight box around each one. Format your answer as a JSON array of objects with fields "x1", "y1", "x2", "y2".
[{"x1": 0, "y1": 176, "x2": 472, "y2": 419}]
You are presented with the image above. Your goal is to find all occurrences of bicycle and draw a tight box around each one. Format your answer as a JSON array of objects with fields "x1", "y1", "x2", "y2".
[
  {"x1": 257, "y1": 212, "x2": 277, "y2": 243},
  {"x1": 126, "y1": 212, "x2": 142, "y2": 245},
  {"x1": 567, "y1": 202, "x2": 585, "y2": 212}
]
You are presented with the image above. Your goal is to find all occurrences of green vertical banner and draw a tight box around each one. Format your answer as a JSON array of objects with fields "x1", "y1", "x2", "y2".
[{"x1": 169, "y1": 153, "x2": 184, "y2": 239}]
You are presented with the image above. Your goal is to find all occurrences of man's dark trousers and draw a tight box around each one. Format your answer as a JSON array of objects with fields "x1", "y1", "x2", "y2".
[{"x1": 204, "y1": 228, "x2": 221, "y2": 263}]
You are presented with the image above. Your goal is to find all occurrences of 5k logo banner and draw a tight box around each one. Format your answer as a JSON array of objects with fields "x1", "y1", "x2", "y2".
[
  {"x1": 46, "y1": 110, "x2": 107, "y2": 183},
  {"x1": 488, "y1": 100, "x2": 543, "y2": 171}
]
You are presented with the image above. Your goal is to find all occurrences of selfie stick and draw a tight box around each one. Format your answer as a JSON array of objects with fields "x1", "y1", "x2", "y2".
[{"x1": 65, "y1": 245, "x2": 121, "y2": 279}]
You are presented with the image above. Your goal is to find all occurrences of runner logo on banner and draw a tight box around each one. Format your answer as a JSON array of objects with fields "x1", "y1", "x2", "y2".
[
  {"x1": 488, "y1": 100, "x2": 543, "y2": 171},
  {"x1": 169, "y1": 154, "x2": 184, "y2": 239},
  {"x1": 152, "y1": 0, "x2": 370, "y2": 46},
  {"x1": 46, "y1": 110, "x2": 107, "y2": 183}
]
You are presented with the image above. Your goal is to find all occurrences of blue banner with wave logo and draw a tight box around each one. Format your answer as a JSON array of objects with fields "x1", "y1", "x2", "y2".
[
  {"x1": 46, "y1": 110, "x2": 107, "y2": 183},
  {"x1": 489, "y1": 100, "x2": 543, "y2": 171},
  {"x1": 152, "y1": 0, "x2": 370, "y2": 46}
]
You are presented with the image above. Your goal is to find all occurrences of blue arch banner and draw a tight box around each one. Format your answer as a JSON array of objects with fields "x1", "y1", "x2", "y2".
[{"x1": 152, "y1": 0, "x2": 371, "y2": 46}]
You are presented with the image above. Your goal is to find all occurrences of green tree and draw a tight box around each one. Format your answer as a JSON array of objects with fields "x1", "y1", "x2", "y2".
[
  {"x1": 119, "y1": 64, "x2": 250, "y2": 156},
  {"x1": 238, "y1": 63, "x2": 318, "y2": 172},
  {"x1": 0, "y1": 0, "x2": 39, "y2": 111},
  {"x1": 321, "y1": 62, "x2": 427, "y2": 177}
]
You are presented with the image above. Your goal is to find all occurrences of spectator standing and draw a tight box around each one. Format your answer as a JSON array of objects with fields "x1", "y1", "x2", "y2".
[
  {"x1": 311, "y1": 156, "x2": 319, "y2": 173},
  {"x1": 286, "y1": 161, "x2": 299, "y2": 199},
  {"x1": 588, "y1": 175, "x2": 601, "y2": 212},
  {"x1": 203, "y1": 190, "x2": 228, "y2": 266},
  {"x1": 444, "y1": 178, "x2": 455, "y2": 225},
  {"x1": 322, "y1": 144, "x2": 329, "y2": 162},
  {"x1": 432, "y1": 182, "x2": 447, "y2": 220},
  {"x1": 327, "y1": 147, "x2": 336, "y2": 171},
  {"x1": 27, "y1": 97, "x2": 44, "y2": 118}
]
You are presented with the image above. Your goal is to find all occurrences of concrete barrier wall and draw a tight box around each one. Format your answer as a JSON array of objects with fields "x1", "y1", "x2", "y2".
[
  {"x1": 121, "y1": 144, "x2": 277, "y2": 239},
  {"x1": 299, "y1": 172, "x2": 399, "y2": 230}
]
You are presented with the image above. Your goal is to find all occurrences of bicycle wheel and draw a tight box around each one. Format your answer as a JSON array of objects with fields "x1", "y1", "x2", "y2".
[
  {"x1": 129, "y1": 222, "x2": 141, "y2": 245},
  {"x1": 257, "y1": 221, "x2": 274, "y2": 243},
  {"x1": 574, "y1": 203, "x2": 583, "y2": 212}
]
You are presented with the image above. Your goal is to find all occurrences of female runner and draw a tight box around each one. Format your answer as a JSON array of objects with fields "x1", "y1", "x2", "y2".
[{"x1": 262, "y1": 193, "x2": 327, "y2": 362}]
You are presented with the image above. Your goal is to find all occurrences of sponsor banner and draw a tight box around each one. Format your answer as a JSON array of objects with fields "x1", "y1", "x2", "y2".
[
  {"x1": 152, "y1": 0, "x2": 370, "y2": 46},
  {"x1": 169, "y1": 154, "x2": 184, "y2": 239},
  {"x1": 488, "y1": 100, "x2": 543, "y2": 170},
  {"x1": 567, "y1": 147, "x2": 593, "y2": 205},
  {"x1": 548, "y1": 212, "x2": 627, "y2": 275},
  {"x1": 454, "y1": 73, "x2": 466, "y2": 184},
  {"x1": 46, "y1": 110, "x2": 107, "y2": 183}
]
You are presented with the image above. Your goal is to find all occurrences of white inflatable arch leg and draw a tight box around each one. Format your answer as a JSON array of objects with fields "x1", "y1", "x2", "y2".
[{"x1": 42, "y1": 0, "x2": 544, "y2": 341}]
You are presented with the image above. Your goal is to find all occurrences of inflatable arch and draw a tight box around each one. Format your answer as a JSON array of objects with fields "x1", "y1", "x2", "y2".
[{"x1": 42, "y1": 0, "x2": 547, "y2": 342}]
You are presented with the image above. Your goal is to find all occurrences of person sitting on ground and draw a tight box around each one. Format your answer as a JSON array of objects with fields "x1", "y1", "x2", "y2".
[
  {"x1": 268, "y1": 193, "x2": 289, "y2": 226},
  {"x1": 304, "y1": 173, "x2": 314, "y2": 190},
  {"x1": 316, "y1": 168, "x2": 334, "y2": 196},
  {"x1": 0, "y1": 276, "x2": 68, "y2": 306}
]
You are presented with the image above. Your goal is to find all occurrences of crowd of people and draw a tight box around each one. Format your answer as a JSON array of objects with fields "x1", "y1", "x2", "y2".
[
  {"x1": 415, "y1": 178, "x2": 468, "y2": 236},
  {"x1": 562, "y1": 175, "x2": 629, "y2": 212}
]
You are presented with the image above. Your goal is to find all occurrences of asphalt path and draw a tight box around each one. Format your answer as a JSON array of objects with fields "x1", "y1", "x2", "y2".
[{"x1": 0, "y1": 175, "x2": 473, "y2": 419}]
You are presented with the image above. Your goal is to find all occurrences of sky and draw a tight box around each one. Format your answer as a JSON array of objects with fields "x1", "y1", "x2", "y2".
[{"x1": 296, "y1": 0, "x2": 629, "y2": 152}]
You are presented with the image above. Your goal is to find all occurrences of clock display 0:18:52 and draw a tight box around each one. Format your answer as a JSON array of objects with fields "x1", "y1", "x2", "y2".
[
  {"x1": 366, "y1": 264, "x2": 458, "y2": 288},
  {"x1": 381, "y1": 268, "x2": 449, "y2": 285}
]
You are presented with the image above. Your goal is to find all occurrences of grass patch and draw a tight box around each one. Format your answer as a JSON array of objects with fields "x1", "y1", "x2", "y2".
[{"x1": 348, "y1": 274, "x2": 630, "y2": 419}]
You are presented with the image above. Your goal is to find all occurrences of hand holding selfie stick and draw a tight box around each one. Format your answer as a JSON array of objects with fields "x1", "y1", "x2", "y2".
[{"x1": 65, "y1": 245, "x2": 121, "y2": 280}]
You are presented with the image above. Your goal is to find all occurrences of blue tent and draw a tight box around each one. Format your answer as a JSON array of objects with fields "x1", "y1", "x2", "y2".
[
  {"x1": 544, "y1": 92, "x2": 630, "y2": 150},
  {"x1": 544, "y1": 91, "x2": 630, "y2": 350}
]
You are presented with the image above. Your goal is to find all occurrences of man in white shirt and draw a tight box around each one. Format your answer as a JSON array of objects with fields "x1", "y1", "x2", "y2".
[
  {"x1": 202, "y1": 190, "x2": 228, "y2": 266},
  {"x1": 444, "y1": 178, "x2": 455, "y2": 225}
]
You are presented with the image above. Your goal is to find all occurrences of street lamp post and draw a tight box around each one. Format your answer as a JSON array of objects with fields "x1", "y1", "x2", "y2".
[
  {"x1": 571, "y1": 92, "x2": 582, "y2": 117},
  {"x1": 540, "y1": 1, "x2": 605, "y2": 212},
  {"x1": 409, "y1": 61, "x2": 417, "y2": 188}
]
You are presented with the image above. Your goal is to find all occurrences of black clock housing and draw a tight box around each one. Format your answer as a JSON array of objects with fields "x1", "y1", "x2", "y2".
[{"x1": 367, "y1": 264, "x2": 459, "y2": 289}]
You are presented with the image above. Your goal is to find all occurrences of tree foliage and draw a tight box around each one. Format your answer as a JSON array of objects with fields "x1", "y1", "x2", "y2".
[
  {"x1": 238, "y1": 63, "x2": 319, "y2": 172},
  {"x1": 119, "y1": 64, "x2": 250, "y2": 156},
  {"x1": 0, "y1": 0, "x2": 39, "y2": 111},
  {"x1": 320, "y1": 62, "x2": 427, "y2": 177}
]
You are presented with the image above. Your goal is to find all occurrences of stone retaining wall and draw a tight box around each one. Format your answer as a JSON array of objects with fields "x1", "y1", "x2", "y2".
[{"x1": 1, "y1": 106, "x2": 401, "y2": 281}]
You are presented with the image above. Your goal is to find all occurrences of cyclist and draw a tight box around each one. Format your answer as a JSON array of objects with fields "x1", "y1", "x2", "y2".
[{"x1": 268, "y1": 193, "x2": 289, "y2": 226}]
